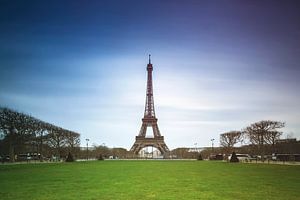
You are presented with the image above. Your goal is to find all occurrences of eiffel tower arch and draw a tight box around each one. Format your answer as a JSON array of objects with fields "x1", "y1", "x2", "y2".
[{"x1": 130, "y1": 55, "x2": 169, "y2": 155}]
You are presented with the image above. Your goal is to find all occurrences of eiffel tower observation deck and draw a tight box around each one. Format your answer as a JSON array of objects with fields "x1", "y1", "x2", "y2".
[{"x1": 130, "y1": 55, "x2": 169, "y2": 155}]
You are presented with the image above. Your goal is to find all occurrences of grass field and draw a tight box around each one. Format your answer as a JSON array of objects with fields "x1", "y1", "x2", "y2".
[{"x1": 0, "y1": 160, "x2": 299, "y2": 200}]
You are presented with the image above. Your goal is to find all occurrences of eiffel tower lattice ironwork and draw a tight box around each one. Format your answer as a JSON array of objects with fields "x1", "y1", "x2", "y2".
[{"x1": 130, "y1": 55, "x2": 169, "y2": 155}]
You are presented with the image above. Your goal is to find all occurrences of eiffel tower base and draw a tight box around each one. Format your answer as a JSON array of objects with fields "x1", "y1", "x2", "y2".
[{"x1": 130, "y1": 136, "x2": 169, "y2": 155}]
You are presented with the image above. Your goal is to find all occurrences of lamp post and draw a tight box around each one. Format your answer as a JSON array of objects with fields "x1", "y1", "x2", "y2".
[
  {"x1": 86, "y1": 138, "x2": 89, "y2": 160},
  {"x1": 194, "y1": 142, "x2": 198, "y2": 159},
  {"x1": 194, "y1": 143, "x2": 197, "y2": 152},
  {"x1": 210, "y1": 138, "x2": 215, "y2": 152}
]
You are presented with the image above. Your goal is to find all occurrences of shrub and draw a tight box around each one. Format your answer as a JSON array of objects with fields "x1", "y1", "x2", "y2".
[
  {"x1": 66, "y1": 152, "x2": 75, "y2": 162},
  {"x1": 230, "y1": 152, "x2": 239, "y2": 162},
  {"x1": 197, "y1": 154, "x2": 203, "y2": 160}
]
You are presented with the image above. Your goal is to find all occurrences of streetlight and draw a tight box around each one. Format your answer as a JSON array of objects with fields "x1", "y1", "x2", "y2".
[
  {"x1": 194, "y1": 142, "x2": 198, "y2": 159},
  {"x1": 86, "y1": 138, "x2": 89, "y2": 160},
  {"x1": 210, "y1": 138, "x2": 215, "y2": 152}
]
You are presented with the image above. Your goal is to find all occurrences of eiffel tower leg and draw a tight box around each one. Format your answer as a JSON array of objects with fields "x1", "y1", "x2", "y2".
[
  {"x1": 139, "y1": 123, "x2": 147, "y2": 137},
  {"x1": 152, "y1": 124, "x2": 161, "y2": 137}
]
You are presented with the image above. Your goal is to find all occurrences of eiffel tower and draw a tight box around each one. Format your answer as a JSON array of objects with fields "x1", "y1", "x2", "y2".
[{"x1": 130, "y1": 55, "x2": 169, "y2": 155}]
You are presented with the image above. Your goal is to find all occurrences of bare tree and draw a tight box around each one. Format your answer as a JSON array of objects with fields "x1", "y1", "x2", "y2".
[
  {"x1": 243, "y1": 120, "x2": 285, "y2": 161},
  {"x1": 264, "y1": 131, "x2": 282, "y2": 146},
  {"x1": 65, "y1": 130, "x2": 80, "y2": 157},
  {"x1": 93, "y1": 144, "x2": 110, "y2": 159},
  {"x1": 46, "y1": 127, "x2": 67, "y2": 159},
  {"x1": 220, "y1": 131, "x2": 242, "y2": 147},
  {"x1": 0, "y1": 107, "x2": 33, "y2": 162},
  {"x1": 220, "y1": 131, "x2": 242, "y2": 154},
  {"x1": 111, "y1": 148, "x2": 128, "y2": 159},
  {"x1": 0, "y1": 107, "x2": 82, "y2": 162}
]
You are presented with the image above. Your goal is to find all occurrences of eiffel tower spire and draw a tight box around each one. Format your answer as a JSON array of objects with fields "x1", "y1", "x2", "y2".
[
  {"x1": 144, "y1": 54, "x2": 155, "y2": 118},
  {"x1": 130, "y1": 56, "x2": 169, "y2": 156}
]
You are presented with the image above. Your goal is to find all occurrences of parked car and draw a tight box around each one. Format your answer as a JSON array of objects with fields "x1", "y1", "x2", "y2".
[
  {"x1": 209, "y1": 154, "x2": 224, "y2": 160},
  {"x1": 0, "y1": 155, "x2": 10, "y2": 162},
  {"x1": 228, "y1": 154, "x2": 251, "y2": 162}
]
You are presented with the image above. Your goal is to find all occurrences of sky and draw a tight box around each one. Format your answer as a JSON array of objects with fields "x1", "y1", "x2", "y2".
[{"x1": 0, "y1": 0, "x2": 300, "y2": 150}]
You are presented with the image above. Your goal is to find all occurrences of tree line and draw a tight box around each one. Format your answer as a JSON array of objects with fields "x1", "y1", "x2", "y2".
[
  {"x1": 1, "y1": 108, "x2": 294, "y2": 162},
  {"x1": 220, "y1": 120, "x2": 285, "y2": 160},
  {"x1": 0, "y1": 107, "x2": 80, "y2": 162}
]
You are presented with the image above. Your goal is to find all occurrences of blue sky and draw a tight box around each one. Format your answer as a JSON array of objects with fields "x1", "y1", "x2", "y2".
[{"x1": 1, "y1": 0, "x2": 300, "y2": 149}]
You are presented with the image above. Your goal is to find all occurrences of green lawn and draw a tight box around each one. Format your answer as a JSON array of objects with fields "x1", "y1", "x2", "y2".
[{"x1": 0, "y1": 160, "x2": 299, "y2": 200}]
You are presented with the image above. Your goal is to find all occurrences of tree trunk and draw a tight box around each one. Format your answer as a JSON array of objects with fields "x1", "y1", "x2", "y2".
[
  {"x1": 260, "y1": 133, "x2": 264, "y2": 162},
  {"x1": 9, "y1": 138, "x2": 15, "y2": 162},
  {"x1": 39, "y1": 132, "x2": 43, "y2": 162}
]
